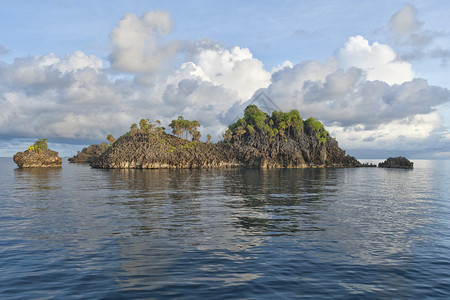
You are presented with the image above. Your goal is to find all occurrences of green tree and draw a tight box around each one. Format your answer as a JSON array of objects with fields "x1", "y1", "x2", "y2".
[
  {"x1": 106, "y1": 134, "x2": 115, "y2": 145},
  {"x1": 130, "y1": 123, "x2": 139, "y2": 136},
  {"x1": 304, "y1": 117, "x2": 328, "y2": 144},
  {"x1": 223, "y1": 129, "x2": 233, "y2": 142},
  {"x1": 27, "y1": 138, "x2": 48, "y2": 152},
  {"x1": 192, "y1": 130, "x2": 201, "y2": 142}
]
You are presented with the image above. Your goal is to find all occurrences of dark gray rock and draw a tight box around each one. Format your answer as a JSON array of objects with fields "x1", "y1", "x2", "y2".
[{"x1": 378, "y1": 156, "x2": 413, "y2": 169}]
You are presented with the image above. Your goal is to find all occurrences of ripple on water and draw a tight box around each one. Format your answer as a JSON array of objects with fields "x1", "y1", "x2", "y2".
[{"x1": 0, "y1": 159, "x2": 449, "y2": 298}]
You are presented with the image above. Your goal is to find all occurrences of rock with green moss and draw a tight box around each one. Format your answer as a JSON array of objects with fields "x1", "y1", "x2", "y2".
[{"x1": 13, "y1": 139, "x2": 62, "y2": 168}]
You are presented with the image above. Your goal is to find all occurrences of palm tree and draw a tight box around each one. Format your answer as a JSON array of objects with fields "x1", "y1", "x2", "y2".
[{"x1": 106, "y1": 134, "x2": 115, "y2": 145}]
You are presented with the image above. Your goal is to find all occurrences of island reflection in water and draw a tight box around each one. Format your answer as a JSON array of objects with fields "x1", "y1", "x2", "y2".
[
  {"x1": 102, "y1": 167, "x2": 433, "y2": 295},
  {"x1": 3, "y1": 159, "x2": 447, "y2": 298}
]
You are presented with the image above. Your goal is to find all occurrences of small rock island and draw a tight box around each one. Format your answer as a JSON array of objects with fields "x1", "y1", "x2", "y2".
[
  {"x1": 13, "y1": 139, "x2": 62, "y2": 168},
  {"x1": 80, "y1": 105, "x2": 363, "y2": 169},
  {"x1": 378, "y1": 156, "x2": 414, "y2": 169}
]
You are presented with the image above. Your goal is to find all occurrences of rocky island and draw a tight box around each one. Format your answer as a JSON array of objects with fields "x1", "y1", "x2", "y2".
[
  {"x1": 68, "y1": 143, "x2": 110, "y2": 163},
  {"x1": 378, "y1": 156, "x2": 414, "y2": 169},
  {"x1": 13, "y1": 139, "x2": 62, "y2": 168},
  {"x1": 87, "y1": 105, "x2": 363, "y2": 169}
]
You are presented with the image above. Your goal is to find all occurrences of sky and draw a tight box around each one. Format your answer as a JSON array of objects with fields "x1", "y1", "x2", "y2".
[{"x1": 1, "y1": 0, "x2": 450, "y2": 159}]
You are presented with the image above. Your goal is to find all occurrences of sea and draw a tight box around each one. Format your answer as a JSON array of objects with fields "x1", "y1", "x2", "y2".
[{"x1": 1, "y1": 157, "x2": 449, "y2": 299}]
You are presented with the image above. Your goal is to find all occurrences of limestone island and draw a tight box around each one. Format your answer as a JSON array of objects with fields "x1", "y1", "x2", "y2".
[
  {"x1": 13, "y1": 139, "x2": 62, "y2": 168},
  {"x1": 73, "y1": 105, "x2": 365, "y2": 169},
  {"x1": 68, "y1": 142, "x2": 110, "y2": 164},
  {"x1": 378, "y1": 156, "x2": 414, "y2": 169}
]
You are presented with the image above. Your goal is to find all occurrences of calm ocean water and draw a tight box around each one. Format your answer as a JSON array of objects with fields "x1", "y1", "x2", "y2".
[{"x1": 1, "y1": 157, "x2": 449, "y2": 299}]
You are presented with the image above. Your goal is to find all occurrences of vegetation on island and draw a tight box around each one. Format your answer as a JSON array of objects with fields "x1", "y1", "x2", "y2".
[
  {"x1": 14, "y1": 138, "x2": 62, "y2": 168},
  {"x1": 106, "y1": 134, "x2": 115, "y2": 145},
  {"x1": 224, "y1": 105, "x2": 329, "y2": 144},
  {"x1": 169, "y1": 116, "x2": 201, "y2": 141},
  {"x1": 27, "y1": 138, "x2": 49, "y2": 152}
]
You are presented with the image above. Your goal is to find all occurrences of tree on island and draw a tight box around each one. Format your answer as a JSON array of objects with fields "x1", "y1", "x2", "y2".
[
  {"x1": 169, "y1": 116, "x2": 201, "y2": 141},
  {"x1": 106, "y1": 134, "x2": 115, "y2": 145},
  {"x1": 130, "y1": 123, "x2": 139, "y2": 136},
  {"x1": 128, "y1": 119, "x2": 165, "y2": 136},
  {"x1": 225, "y1": 105, "x2": 329, "y2": 144},
  {"x1": 27, "y1": 138, "x2": 48, "y2": 152}
]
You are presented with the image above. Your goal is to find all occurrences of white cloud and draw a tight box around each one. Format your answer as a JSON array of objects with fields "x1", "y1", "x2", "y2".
[
  {"x1": 337, "y1": 35, "x2": 414, "y2": 85},
  {"x1": 109, "y1": 11, "x2": 179, "y2": 73},
  {"x1": 190, "y1": 45, "x2": 271, "y2": 100},
  {"x1": 389, "y1": 4, "x2": 422, "y2": 37},
  {"x1": 271, "y1": 60, "x2": 293, "y2": 73},
  {"x1": 385, "y1": 4, "x2": 449, "y2": 65},
  {"x1": 328, "y1": 112, "x2": 442, "y2": 150}
]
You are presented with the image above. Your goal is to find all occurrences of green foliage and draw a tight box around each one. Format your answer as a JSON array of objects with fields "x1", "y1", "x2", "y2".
[
  {"x1": 223, "y1": 129, "x2": 233, "y2": 141},
  {"x1": 106, "y1": 134, "x2": 115, "y2": 145},
  {"x1": 27, "y1": 138, "x2": 48, "y2": 152},
  {"x1": 127, "y1": 118, "x2": 165, "y2": 137},
  {"x1": 169, "y1": 116, "x2": 201, "y2": 141},
  {"x1": 225, "y1": 105, "x2": 305, "y2": 141},
  {"x1": 130, "y1": 123, "x2": 139, "y2": 136},
  {"x1": 304, "y1": 117, "x2": 329, "y2": 144}
]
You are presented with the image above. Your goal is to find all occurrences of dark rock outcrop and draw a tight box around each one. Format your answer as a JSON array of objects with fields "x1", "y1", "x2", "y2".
[
  {"x1": 226, "y1": 130, "x2": 360, "y2": 168},
  {"x1": 13, "y1": 149, "x2": 62, "y2": 168},
  {"x1": 69, "y1": 143, "x2": 110, "y2": 163},
  {"x1": 91, "y1": 122, "x2": 361, "y2": 169},
  {"x1": 91, "y1": 133, "x2": 240, "y2": 169},
  {"x1": 378, "y1": 156, "x2": 413, "y2": 169}
]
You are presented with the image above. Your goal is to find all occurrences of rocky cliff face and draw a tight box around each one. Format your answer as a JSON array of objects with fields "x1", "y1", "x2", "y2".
[
  {"x1": 91, "y1": 133, "x2": 239, "y2": 169},
  {"x1": 226, "y1": 122, "x2": 360, "y2": 168},
  {"x1": 222, "y1": 105, "x2": 361, "y2": 168},
  {"x1": 68, "y1": 143, "x2": 110, "y2": 163},
  {"x1": 13, "y1": 149, "x2": 62, "y2": 168}
]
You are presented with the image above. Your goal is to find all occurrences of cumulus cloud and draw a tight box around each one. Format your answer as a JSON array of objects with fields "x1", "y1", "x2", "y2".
[
  {"x1": 386, "y1": 4, "x2": 449, "y2": 65},
  {"x1": 187, "y1": 43, "x2": 271, "y2": 100},
  {"x1": 337, "y1": 35, "x2": 414, "y2": 85},
  {"x1": 264, "y1": 57, "x2": 449, "y2": 127},
  {"x1": 0, "y1": 50, "x2": 138, "y2": 142},
  {"x1": 109, "y1": 11, "x2": 179, "y2": 73},
  {"x1": 389, "y1": 4, "x2": 422, "y2": 38}
]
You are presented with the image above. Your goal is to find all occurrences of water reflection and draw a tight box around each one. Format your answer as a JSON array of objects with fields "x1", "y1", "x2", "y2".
[
  {"x1": 14, "y1": 167, "x2": 62, "y2": 193},
  {"x1": 222, "y1": 168, "x2": 335, "y2": 234},
  {"x1": 106, "y1": 168, "x2": 268, "y2": 290},
  {"x1": 2, "y1": 159, "x2": 448, "y2": 298}
]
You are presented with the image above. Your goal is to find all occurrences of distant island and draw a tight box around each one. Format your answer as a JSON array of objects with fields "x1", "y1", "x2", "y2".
[
  {"x1": 378, "y1": 156, "x2": 413, "y2": 169},
  {"x1": 73, "y1": 105, "x2": 365, "y2": 169}
]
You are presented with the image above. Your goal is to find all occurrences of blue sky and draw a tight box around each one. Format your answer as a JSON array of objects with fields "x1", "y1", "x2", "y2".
[{"x1": 1, "y1": 0, "x2": 449, "y2": 158}]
